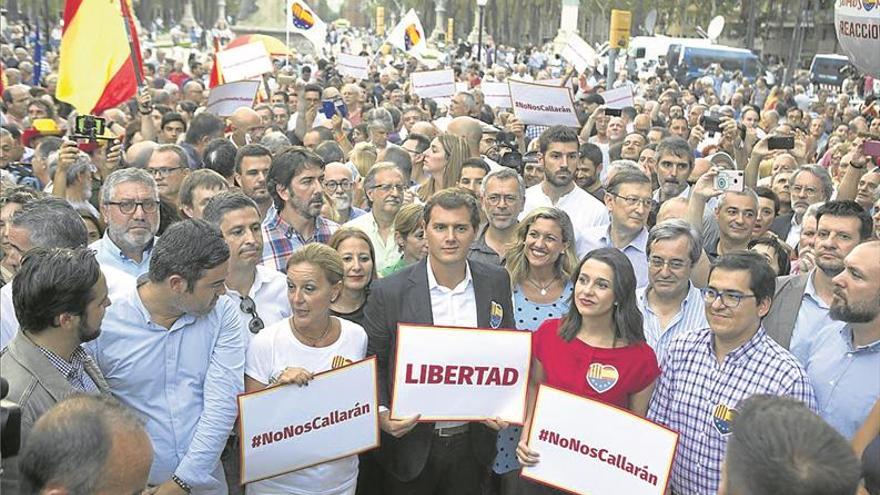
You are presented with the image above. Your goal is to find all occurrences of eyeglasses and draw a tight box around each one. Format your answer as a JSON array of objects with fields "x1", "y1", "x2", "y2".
[
  {"x1": 648, "y1": 256, "x2": 689, "y2": 271},
  {"x1": 372, "y1": 183, "x2": 406, "y2": 193},
  {"x1": 106, "y1": 199, "x2": 160, "y2": 215},
  {"x1": 700, "y1": 287, "x2": 757, "y2": 308},
  {"x1": 610, "y1": 193, "x2": 653, "y2": 208},
  {"x1": 485, "y1": 194, "x2": 520, "y2": 206},
  {"x1": 147, "y1": 166, "x2": 185, "y2": 177},
  {"x1": 239, "y1": 296, "x2": 265, "y2": 334},
  {"x1": 323, "y1": 179, "x2": 353, "y2": 191}
]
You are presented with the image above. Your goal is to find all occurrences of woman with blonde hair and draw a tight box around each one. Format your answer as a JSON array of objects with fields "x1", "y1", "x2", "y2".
[
  {"x1": 491, "y1": 207, "x2": 579, "y2": 489},
  {"x1": 350, "y1": 141, "x2": 378, "y2": 178},
  {"x1": 417, "y1": 134, "x2": 470, "y2": 202},
  {"x1": 380, "y1": 203, "x2": 427, "y2": 277}
]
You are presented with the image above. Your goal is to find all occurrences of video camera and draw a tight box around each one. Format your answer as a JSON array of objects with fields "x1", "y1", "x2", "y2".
[
  {"x1": 496, "y1": 131, "x2": 523, "y2": 173},
  {"x1": 1, "y1": 377, "x2": 22, "y2": 459}
]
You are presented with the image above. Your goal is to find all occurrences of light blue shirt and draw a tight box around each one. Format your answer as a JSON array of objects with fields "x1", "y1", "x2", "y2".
[
  {"x1": 803, "y1": 325, "x2": 880, "y2": 439},
  {"x1": 790, "y1": 270, "x2": 846, "y2": 365},
  {"x1": 579, "y1": 225, "x2": 649, "y2": 289},
  {"x1": 89, "y1": 232, "x2": 155, "y2": 278},
  {"x1": 88, "y1": 282, "x2": 245, "y2": 493},
  {"x1": 637, "y1": 283, "x2": 708, "y2": 366}
]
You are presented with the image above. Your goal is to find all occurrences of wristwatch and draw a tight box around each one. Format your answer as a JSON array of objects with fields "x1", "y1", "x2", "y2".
[{"x1": 171, "y1": 474, "x2": 192, "y2": 493}]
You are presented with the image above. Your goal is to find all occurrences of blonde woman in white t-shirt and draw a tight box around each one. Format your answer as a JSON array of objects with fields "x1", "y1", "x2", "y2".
[{"x1": 245, "y1": 243, "x2": 368, "y2": 495}]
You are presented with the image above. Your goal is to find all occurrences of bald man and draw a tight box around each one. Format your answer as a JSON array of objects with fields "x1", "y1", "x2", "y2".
[
  {"x1": 410, "y1": 121, "x2": 439, "y2": 140},
  {"x1": 447, "y1": 117, "x2": 482, "y2": 159},
  {"x1": 125, "y1": 141, "x2": 160, "y2": 169},
  {"x1": 183, "y1": 80, "x2": 205, "y2": 105},
  {"x1": 228, "y1": 107, "x2": 265, "y2": 148}
]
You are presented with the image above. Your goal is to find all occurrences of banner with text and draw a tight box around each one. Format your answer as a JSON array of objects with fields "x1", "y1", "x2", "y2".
[
  {"x1": 602, "y1": 85, "x2": 635, "y2": 109},
  {"x1": 336, "y1": 53, "x2": 370, "y2": 80},
  {"x1": 206, "y1": 80, "x2": 261, "y2": 117},
  {"x1": 521, "y1": 385, "x2": 678, "y2": 495},
  {"x1": 216, "y1": 42, "x2": 273, "y2": 83},
  {"x1": 410, "y1": 69, "x2": 456, "y2": 101},
  {"x1": 239, "y1": 357, "x2": 380, "y2": 484},
  {"x1": 391, "y1": 325, "x2": 530, "y2": 423},
  {"x1": 480, "y1": 82, "x2": 512, "y2": 109},
  {"x1": 508, "y1": 79, "x2": 579, "y2": 127}
]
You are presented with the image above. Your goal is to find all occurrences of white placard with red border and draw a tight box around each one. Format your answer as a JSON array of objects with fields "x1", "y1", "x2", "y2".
[
  {"x1": 238, "y1": 357, "x2": 380, "y2": 484},
  {"x1": 602, "y1": 85, "x2": 635, "y2": 109},
  {"x1": 206, "y1": 80, "x2": 261, "y2": 117},
  {"x1": 508, "y1": 79, "x2": 579, "y2": 127},
  {"x1": 216, "y1": 42, "x2": 273, "y2": 82},
  {"x1": 410, "y1": 69, "x2": 456, "y2": 101},
  {"x1": 336, "y1": 53, "x2": 370, "y2": 81},
  {"x1": 521, "y1": 384, "x2": 678, "y2": 495},
  {"x1": 391, "y1": 324, "x2": 531, "y2": 423}
]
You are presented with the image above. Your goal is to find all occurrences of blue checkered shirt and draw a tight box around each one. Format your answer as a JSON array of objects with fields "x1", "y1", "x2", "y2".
[
  {"x1": 261, "y1": 206, "x2": 339, "y2": 272},
  {"x1": 647, "y1": 326, "x2": 817, "y2": 495},
  {"x1": 37, "y1": 344, "x2": 100, "y2": 393}
]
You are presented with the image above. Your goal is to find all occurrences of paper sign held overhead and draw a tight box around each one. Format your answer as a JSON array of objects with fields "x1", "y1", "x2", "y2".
[
  {"x1": 206, "y1": 80, "x2": 261, "y2": 117},
  {"x1": 480, "y1": 82, "x2": 512, "y2": 109},
  {"x1": 410, "y1": 69, "x2": 456, "y2": 101},
  {"x1": 560, "y1": 33, "x2": 599, "y2": 74},
  {"x1": 508, "y1": 79, "x2": 579, "y2": 128},
  {"x1": 238, "y1": 357, "x2": 380, "y2": 484},
  {"x1": 602, "y1": 86, "x2": 635, "y2": 109},
  {"x1": 521, "y1": 385, "x2": 678, "y2": 495},
  {"x1": 336, "y1": 53, "x2": 370, "y2": 80},
  {"x1": 391, "y1": 325, "x2": 531, "y2": 423},
  {"x1": 216, "y1": 42, "x2": 273, "y2": 83}
]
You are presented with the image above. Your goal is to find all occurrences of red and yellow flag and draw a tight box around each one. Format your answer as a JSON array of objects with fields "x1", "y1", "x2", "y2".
[{"x1": 56, "y1": 0, "x2": 144, "y2": 114}]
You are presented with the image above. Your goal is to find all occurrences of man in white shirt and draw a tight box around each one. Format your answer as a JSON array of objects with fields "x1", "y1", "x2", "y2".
[{"x1": 521, "y1": 126, "x2": 609, "y2": 254}]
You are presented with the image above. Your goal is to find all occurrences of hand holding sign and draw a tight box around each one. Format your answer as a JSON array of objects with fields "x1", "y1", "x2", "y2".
[{"x1": 378, "y1": 410, "x2": 421, "y2": 438}]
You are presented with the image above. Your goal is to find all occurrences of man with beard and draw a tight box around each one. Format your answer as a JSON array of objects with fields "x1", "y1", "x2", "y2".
[
  {"x1": 0, "y1": 248, "x2": 112, "y2": 492},
  {"x1": 521, "y1": 126, "x2": 609, "y2": 254},
  {"x1": 91, "y1": 169, "x2": 161, "y2": 277},
  {"x1": 89, "y1": 220, "x2": 244, "y2": 495},
  {"x1": 575, "y1": 142, "x2": 606, "y2": 202},
  {"x1": 764, "y1": 201, "x2": 873, "y2": 359},
  {"x1": 797, "y1": 240, "x2": 880, "y2": 439},
  {"x1": 345, "y1": 163, "x2": 405, "y2": 272},
  {"x1": 469, "y1": 167, "x2": 525, "y2": 265},
  {"x1": 262, "y1": 147, "x2": 339, "y2": 272},
  {"x1": 234, "y1": 144, "x2": 274, "y2": 220},
  {"x1": 324, "y1": 162, "x2": 366, "y2": 224},
  {"x1": 654, "y1": 137, "x2": 694, "y2": 204}
]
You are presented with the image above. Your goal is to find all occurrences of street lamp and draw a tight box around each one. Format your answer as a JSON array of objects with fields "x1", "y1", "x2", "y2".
[{"x1": 477, "y1": 0, "x2": 488, "y2": 64}]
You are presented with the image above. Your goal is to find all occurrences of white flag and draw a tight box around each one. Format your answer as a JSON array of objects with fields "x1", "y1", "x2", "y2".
[
  {"x1": 386, "y1": 9, "x2": 426, "y2": 55},
  {"x1": 286, "y1": 0, "x2": 327, "y2": 50}
]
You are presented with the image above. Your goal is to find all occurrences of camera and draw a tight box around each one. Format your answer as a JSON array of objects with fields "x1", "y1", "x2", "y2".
[
  {"x1": 1, "y1": 377, "x2": 22, "y2": 459},
  {"x1": 714, "y1": 170, "x2": 745, "y2": 192},
  {"x1": 72, "y1": 115, "x2": 108, "y2": 142},
  {"x1": 495, "y1": 131, "x2": 522, "y2": 173},
  {"x1": 700, "y1": 114, "x2": 723, "y2": 135},
  {"x1": 767, "y1": 136, "x2": 795, "y2": 151}
]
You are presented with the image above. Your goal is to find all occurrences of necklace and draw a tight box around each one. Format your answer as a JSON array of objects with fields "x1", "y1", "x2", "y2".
[
  {"x1": 526, "y1": 277, "x2": 557, "y2": 296},
  {"x1": 290, "y1": 316, "x2": 333, "y2": 347}
]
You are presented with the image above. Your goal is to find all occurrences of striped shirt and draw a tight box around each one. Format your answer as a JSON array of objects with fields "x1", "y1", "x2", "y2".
[
  {"x1": 636, "y1": 283, "x2": 708, "y2": 366},
  {"x1": 36, "y1": 344, "x2": 99, "y2": 393},
  {"x1": 647, "y1": 326, "x2": 816, "y2": 495},
  {"x1": 261, "y1": 206, "x2": 339, "y2": 273}
]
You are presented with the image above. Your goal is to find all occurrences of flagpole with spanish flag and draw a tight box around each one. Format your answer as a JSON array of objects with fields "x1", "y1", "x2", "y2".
[{"x1": 56, "y1": 0, "x2": 145, "y2": 114}]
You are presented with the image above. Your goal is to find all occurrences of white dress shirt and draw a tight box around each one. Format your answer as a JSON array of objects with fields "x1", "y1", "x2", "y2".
[{"x1": 225, "y1": 265, "x2": 292, "y2": 348}]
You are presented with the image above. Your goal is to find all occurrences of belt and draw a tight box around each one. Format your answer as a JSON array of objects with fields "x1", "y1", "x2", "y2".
[{"x1": 434, "y1": 424, "x2": 469, "y2": 437}]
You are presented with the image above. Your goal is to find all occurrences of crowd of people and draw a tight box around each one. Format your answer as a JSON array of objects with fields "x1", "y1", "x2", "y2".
[{"x1": 1, "y1": 13, "x2": 879, "y2": 495}]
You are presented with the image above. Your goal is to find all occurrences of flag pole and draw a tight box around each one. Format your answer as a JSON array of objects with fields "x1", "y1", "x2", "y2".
[
  {"x1": 119, "y1": 0, "x2": 144, "y2": 88},
  {"x1": 285, "y1": 0, "x2": 291, "y2": 68}
]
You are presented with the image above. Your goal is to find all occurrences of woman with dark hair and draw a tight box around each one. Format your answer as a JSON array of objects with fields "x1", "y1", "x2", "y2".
[
  {"x1": 328, "y1": 227, "x2": 377, "y2": 327},
  {"x1": 515, "y1": 248, "x2": 660, "y2": 477}
]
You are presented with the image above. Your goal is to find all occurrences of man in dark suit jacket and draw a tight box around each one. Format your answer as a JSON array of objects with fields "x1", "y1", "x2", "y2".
[{"x1": 364, "y1": 188, "x2": 515, "y2": 494}]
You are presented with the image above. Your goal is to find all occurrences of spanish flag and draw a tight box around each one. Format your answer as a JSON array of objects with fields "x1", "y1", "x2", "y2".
[{"x1": 56, "y1": 0, "x2": 144, "y2": 114}]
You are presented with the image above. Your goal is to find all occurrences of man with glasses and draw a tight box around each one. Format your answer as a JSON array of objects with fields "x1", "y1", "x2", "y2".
[
  {"x1": 770, "y1": 165, "x2": 834, "y2": 248},
  {"x1": 345, "y1": 163, "x2": 405, "y2": 272},
  {"x1": 648, "y1": 251, "x2": 816, "y2": 495},
  {"x1": 637, "y1": 219, "x2": 708, "y2": 364},
  {"x1": 146, "y1": 144, "x2": 190, "y2": 210},
  {"x1": 401, "y1": 133, "x2": 430, "y2": 186},
  {"x1": 579, "y1": 169, "x2": 653, "y2": 287},
  {"x1": 469, "y1": 168, "x2": 525, "y2": 266},
  {"x1": 92, "y1": 168, "x2": 161, "y2": 277},
  {"x1": 324, "y1": 162, "x2": 366, "y2": 224},
  {"x1": 654, "y1": 137, "x2": 694, "y2": 204}
]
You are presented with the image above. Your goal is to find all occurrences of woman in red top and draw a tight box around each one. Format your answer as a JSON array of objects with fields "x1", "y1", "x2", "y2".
[{"x1": 516, "y1": 248, "x2": 660, "y2": 472}]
